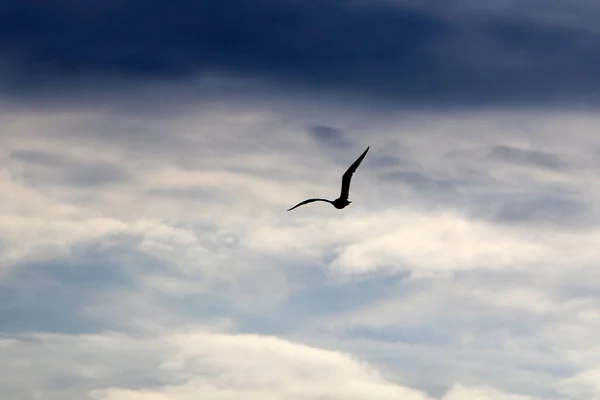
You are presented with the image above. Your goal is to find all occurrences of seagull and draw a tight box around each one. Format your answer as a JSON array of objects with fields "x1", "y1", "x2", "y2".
[{"x1": 287, "y1": 146, "x2": 370, "y2": 211}]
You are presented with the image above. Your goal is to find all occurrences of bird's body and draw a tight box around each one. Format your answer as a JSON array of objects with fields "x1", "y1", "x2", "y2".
[{"x1": 287, "y1": 146, "x2": 370, "y2": 211}]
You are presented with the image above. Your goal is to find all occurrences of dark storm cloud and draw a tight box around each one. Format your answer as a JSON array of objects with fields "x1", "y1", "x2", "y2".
[
  {"x1": 2, "y1": 0, "x2": 600, "y2": 106},
  {"x1": 487, "y1": 145, "x2": 569, "y2": 171}
]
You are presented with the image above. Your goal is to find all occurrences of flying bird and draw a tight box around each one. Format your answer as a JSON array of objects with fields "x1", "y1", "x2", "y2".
[{"x1": 287, "y1": 146, "x2": 370, "y2": 211}]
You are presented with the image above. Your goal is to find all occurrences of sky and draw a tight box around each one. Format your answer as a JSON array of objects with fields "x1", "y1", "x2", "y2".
[{"x1": 2, "y1": 1, "x2": 600, "y2": 399}]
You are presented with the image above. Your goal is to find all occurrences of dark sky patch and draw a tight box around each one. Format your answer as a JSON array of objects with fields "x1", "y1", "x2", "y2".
[{"x1": 2, "y1": 0, "x2": 600, "y2": 106}]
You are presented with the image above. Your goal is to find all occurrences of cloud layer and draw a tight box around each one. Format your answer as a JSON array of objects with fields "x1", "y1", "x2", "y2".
[{"x1": 2, "y1": 95, "x2": 600, "y2": 399}]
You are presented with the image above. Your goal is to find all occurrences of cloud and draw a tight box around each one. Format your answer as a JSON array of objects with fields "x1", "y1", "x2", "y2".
[
  {"x1": 310, "y1": 274, "x2": 589, "y2": 399},
  {"x1": 0, "y1": 330, "x2": 542, "y2": 400},
  {"x1": 321, "y1": 208, "x2": 600, "y2": 276},
  {"x1": 487, "y1": 145, "x2": 569, "y2": 171},
  {"x1": 442, "y1": 385, "x2": 538, "y2": 400},
  {"x1": 3, "y1": 0, "x2": 600, "y2": 106},
  {"x1": 9, "y1": 149, "x2": 132, "y2": 187},
  {"x1": 0, "y1": 232, "x2": 168, "y2": 333},
  {"x1": 2, "y1": 99, "x2": 600, "y2": 399},
  {"x1": 559, "y1": 368, "x2": 600, "y2": 399},
  {"x1": 381, "y1": 170, "x2": 461, "y2": 194},
  {"x1": 490, "y1": 193, "x2": 587, "y2": 225},
  {"x1": 309, "y1": 125, "x2": 352, "y2": 148}
]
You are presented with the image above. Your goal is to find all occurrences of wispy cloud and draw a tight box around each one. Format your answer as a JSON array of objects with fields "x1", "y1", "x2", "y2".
[
  {"x1": 9, "y1": 149, "x2": 132, "y2": 187},
  {"x1": 487, "y1": 145, "x2": 569, "y2": 171}
]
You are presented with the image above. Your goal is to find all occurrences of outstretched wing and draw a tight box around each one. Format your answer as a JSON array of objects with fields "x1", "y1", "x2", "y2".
[
  {"x1": 287, "y1": 198, "x2": 331, "y2": 211},
  {"x1": 340, "y1": 146, "x2": 369, "y2": 200}
]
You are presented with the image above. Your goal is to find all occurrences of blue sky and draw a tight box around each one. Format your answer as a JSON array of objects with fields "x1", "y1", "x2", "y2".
[{"x1": 2, "y1": 1, "x2": 600, "y2": 399}]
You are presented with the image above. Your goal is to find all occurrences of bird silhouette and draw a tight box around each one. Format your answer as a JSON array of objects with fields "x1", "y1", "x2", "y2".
[{"x1": 287, "y1": 146, "x2": 370, "y2": 211}]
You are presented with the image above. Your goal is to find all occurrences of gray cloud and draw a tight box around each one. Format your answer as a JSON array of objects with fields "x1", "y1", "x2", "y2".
[
  {"x1": 490, "y1": 194, "x2": 587, "y2": 225},
  {"x1": 10, "y1": 149, "x2": 132, "y2": 187},
  {"x1": 487, "y1": 145, "x2": 569, "y2": 171},
  {"x1": 273, "y1": 271, "x2": 409, "y2": 321},
  {"x1": 148, "y1": 187, "x2": 219, "y2": 201},
  {"x1": 382, "y1": 170, "x2": 463, "y2": 192},
  {"x1": 309, "y1": 126, "x2": 352, "y2": 148},
  {"x1": 369, "y1": 155, "x2": 405, "y2": 169},
  {"x1": 377, "y1": 164, "x2": 593, "y2": 229}
]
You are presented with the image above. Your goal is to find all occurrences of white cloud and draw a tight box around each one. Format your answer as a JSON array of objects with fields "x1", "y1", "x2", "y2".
[
  {"x1": 1, "y1": 330, "x2": 539, "y2": 400},
  {"x1": 559, "y1": 368, "x2": 600, "y2": 399},
  {"x1": 329, "y1": 210, "x2": 550, "y2": 275},
  {"x1": 442, "y1": 384, "x2": 538, "y2": 400}
]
